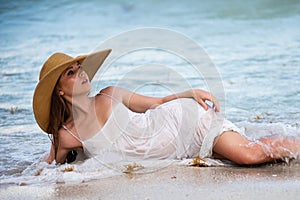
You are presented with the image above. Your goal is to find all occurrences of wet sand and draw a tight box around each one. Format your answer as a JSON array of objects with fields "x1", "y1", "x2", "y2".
[{"x1": 1, "y1": 164, "x2": 300, "y2": 200}]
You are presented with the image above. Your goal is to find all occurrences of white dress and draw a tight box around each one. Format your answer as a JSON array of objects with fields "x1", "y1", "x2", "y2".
[{"x1": 64, "y1": 96, "x2": 242, "y2": 164}]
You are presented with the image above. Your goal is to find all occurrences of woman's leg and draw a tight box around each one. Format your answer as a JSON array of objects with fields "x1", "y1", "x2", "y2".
[{"x1": 212, "y1": 131, "x2": 300, "y2": 165}]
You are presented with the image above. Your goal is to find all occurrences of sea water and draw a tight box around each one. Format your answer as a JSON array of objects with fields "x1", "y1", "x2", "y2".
[{"x1": 0, "y1": 0, "x2": 300, "y2": 185}]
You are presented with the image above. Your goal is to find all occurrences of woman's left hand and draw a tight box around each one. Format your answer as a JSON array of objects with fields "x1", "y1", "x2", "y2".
[{"x1": 191, "y1": 89, "x2": 220, "y2": 112}]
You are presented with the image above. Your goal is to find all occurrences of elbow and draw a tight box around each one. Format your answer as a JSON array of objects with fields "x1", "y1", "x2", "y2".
[
  {"x1": 149, "y1": 98, "x2": 164, "y2": 109},
  {"x1": 55, "y1": 150, "x2": 78, "y2": 165},
  {"x1": 157, "y1": 98, "x2": 164, "y2": 106},
  {"x1": 161, "y1": 96, "x2": 170, "y2": 105}
]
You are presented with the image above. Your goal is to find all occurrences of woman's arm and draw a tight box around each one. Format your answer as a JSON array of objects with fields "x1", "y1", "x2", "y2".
[
  {"x1": 100, "y1": 86, "x2": 162, "y2": 112},
  {"x1": 45, "y1": 143, "x2": 69, "y2": 164},
  {"x1": 55, "y1": 147, "x2": 70, "y2": 164},
  {"x1": 46, "y1": 145, "x2": 77, "y2": 164},
  {"x1": 101, "y1": 86, "x2": 219, "y2": 113},
  {"x1": 46, "y1": 129, "x2": 78, "y2": 164}
]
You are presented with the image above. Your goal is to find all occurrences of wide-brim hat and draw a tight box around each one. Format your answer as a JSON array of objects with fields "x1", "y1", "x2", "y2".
[{"x1": 33, "y1": 49, "x2": 112, "y2": 132}]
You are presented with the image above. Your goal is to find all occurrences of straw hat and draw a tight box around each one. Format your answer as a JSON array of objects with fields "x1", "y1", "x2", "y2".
[{"x1": 33, "y1": 49, "x2": 112, "y2": 132}]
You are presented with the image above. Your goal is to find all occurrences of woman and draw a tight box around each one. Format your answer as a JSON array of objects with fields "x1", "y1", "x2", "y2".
[{"x1": 33, "y1": 49, "x2": 299, "y2": 165}]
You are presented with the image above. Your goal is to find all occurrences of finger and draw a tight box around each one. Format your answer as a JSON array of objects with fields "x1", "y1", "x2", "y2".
[
  {"x1": 214, "y1": 103, "x2": 220, "y2": 112},
  {"x1": 211, "y1": 97, "x2": 220, "y2": 112},
  {"x1": 198, "y1": 99, "x2": 208, "y2": 110},
  {"x1": 206, "y1": 94, "x2": 220, "y2": 112}
]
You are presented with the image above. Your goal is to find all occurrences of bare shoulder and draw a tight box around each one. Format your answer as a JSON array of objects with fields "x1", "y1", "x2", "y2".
[
  {"x1": 95, "y1": 86, "x2": 120, "y2": 105},
  {"x1": 99, "y1": 86, "x2": 116, "y2": 95},
  {"x1": 98, "y1": 86, "x2": 128, "y2": 98},
  {"x1": 95, "y1": 87, "x2": 114, "y2": 104},
  {"x1": 94, "y1": 87, "x2": 116, "y2": 122}
]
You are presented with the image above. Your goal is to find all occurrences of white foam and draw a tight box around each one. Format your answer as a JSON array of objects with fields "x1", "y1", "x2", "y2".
[{"x1": 1, "y1": 122, "x2": 299, "y2": 186}]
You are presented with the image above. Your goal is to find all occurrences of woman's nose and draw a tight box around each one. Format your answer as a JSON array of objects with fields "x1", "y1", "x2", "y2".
[
  {"x1": 79, "y1": 71, "x2": 84, "y2": 77},
  {"x1": 78, "y1": 66, "x2": 85, "y2": 77}
]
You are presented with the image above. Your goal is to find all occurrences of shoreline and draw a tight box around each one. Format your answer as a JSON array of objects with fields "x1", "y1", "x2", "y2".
[{"x1": 1, "y1": 164, "x2": 300, "y2": 200}]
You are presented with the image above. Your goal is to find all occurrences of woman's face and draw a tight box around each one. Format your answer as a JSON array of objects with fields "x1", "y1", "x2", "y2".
[{"x1": 58, "y1": 62, "x2": 91, "y2": 98}]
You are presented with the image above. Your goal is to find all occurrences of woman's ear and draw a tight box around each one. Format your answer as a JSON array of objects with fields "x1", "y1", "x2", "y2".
[{"x1": 59, "y1": 90, "x2": 64, "y2": 96}]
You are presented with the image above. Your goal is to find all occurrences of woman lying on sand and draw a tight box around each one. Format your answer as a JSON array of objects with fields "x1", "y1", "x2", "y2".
[{"x1": 33, "y1": 49, "x2": 300, "y2": 165}]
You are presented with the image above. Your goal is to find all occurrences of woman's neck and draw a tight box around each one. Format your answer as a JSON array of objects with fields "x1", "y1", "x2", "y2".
[
  {"x1": 65, "y1": 94, "x2": 96, "y2": 121},
  {"x1": 64, "y1": 94, "x2": 102, "y2": 140}
]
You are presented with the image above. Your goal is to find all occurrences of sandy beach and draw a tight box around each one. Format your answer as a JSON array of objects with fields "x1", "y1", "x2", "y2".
[{"x1": 1, "y1": 164, "x2": 300, "y2": 200}]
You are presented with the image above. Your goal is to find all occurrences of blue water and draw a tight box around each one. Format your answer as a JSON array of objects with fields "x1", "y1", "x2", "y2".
[{"x1": 0, "y1": 0, "x2": 300, "y2": 183}]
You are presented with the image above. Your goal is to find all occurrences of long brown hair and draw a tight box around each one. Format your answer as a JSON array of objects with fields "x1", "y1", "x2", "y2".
[{"x1": 47, "y1": 81, "x2": 71, "y2": 162}]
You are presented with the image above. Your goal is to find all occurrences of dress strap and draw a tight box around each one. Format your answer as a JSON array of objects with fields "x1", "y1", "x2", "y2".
[{"x1": 62, "y1": 125, "x2": 83, "y2": 143}]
